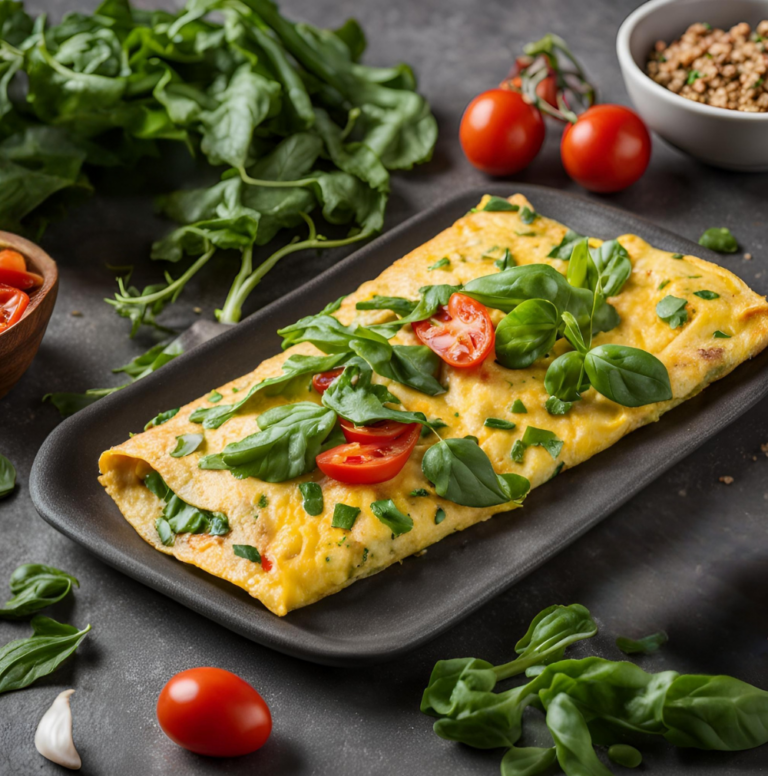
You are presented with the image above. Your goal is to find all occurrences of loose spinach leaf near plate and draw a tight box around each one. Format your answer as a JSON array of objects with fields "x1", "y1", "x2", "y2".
[
  {"x1": 0, "y1": 564, "x2": 79, "y2": 620},
  {"x1": 0, "y1": 616, "x2": 91, "y2": 694},
  {"x1": 422, "y1": 437, "x2": 530, "y2": 508},
  {"x1": 0, "y1": 454, "x2": 16, "y2": 498}
]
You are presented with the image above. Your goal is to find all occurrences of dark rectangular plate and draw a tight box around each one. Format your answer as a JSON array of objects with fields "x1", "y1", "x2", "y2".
[{"x1": 30, "y1": 184, "x2": 768, "y2": 666}]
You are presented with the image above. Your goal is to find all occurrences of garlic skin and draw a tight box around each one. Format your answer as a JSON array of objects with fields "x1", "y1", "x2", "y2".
[{"x1": 35, "y1": 689, "x2": 82, "y2": 770}]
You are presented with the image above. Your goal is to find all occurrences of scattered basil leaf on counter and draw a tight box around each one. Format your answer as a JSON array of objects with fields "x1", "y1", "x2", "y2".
[
  {"x1": 0, "y1": 455, "x2": 16, "y2": 499},
  {"x1": 521, "y1": 427, "x2": 563, "y2": 460},
  {"x1": 422, "y1": 437, "x2": 530, "y2": 508},
  {"x1": 548, "y1": 229, "x2": 586, "y2": 260},
  {"x1": 370, "y1": 499, "x2": 413, "y2": 536},
  {"x1": 0, "y1": 616, "x2": 91, "y2": 694},
  {"x1": 428, "y1": 257, "x2": 451, "y2": 271},
  {"x1": 616, "y1": 630, "x2": 669, "y2": 655},
  {"x1": 356, "y1": 296, "x2": 417, "y2": 317},
  {"x1": 0, "y1": 565, "x2": 79, "y2": 620},
  {"x1": 520, "y1": 206, "x2": 537, "y2": 224},
  {"x1": 299, "y1": 482, "x2": 324, "y2": 516},
  {"x1": 434, "y1": 507, "x2": 446, "y2": 525},
  {"x1": 656, "y1": 295, "x2": 688, "y2": 328},
  {"x1": 485, "y1": 418, "x2": 516, "y2": 430},
  {"x1": 545, "y1": 396, "x2": 572, "y2": 416},
  {"x1": 145, "y1": 408, "x2": 179, "y2": 430},
  {"x1": 511, "y1": 399, "x2": 527, "y2": 414},
  {"x1": 482, "y1": 197, "x2": 519, "y2": 212},
  {"x1": 332, "y1": 503, "x2": 360, "y2": 530},
  {"x1": 699, "y1": 227, "x2": 738, "y2": 254},
  {"x1": 495, "y1": 299, "x2": 559, "y2": 370},
  {"x1": 494, "y1": 248, "x2": 516, "y2": 271},
  {"x1": 500, "y1": 746, "x2": 557, "y2": 775},
  {"x1": 694, "y1": 290, "x2": 720, "y2": 300},
  {"x1": 170, "y1": 433, "x2": 204, "y2": 458},
  {"x1": 585, "y1": 345, "x2": 672, "y2": 407},
  {"x1": 713, "y1": 330, "x2": 731, "y2": 338},
  {"x1": 207, "y1": 390, "x2": 223, "y2": 403},
  {"x1": 233, "y1": 545, "x2": 262, "y2": 564},
  {"x1": 608, "y1": 744, "x2": 642, "y2": 768}
]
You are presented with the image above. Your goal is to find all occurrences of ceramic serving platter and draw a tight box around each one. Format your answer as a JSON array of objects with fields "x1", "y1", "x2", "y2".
[{"x1": 30, "y1": 184, "x2": 768, "y2": 666}]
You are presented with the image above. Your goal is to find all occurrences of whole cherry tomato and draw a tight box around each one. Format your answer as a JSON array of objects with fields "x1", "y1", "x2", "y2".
[
  {"x1": 157, "y1": 667, "x2": 272, "y2": 758},
  {"x1": 460, "y1": 88, "x2": 545, "y2": 175},
  {"x1": 312, "y1": 368, "x2": 344, "y2": 395},
  {"x1": 561, "y1": 105, "x2": 651, "y2": 193},
  {"x1": 412, "y1": 293, "x2": 495, "y2": 368},
  {"x1": 316, "y1": 423, "x2": 420, "y2": 485},
  {"x1": 340, "y1": 418, "x2": 415, "y2": 444},
  {"x1": 0, "y1": 249, "x2": 27, "y2": 272},
  {"x1": 0, "y1": 284, "x2": 29, "y2": 331}
]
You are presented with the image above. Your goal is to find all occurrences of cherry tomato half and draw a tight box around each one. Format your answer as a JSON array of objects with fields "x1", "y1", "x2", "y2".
[
  {"x1": 0, "y1": 249, "x2": 27, "y2": 272},
  {"x1": 561, "y1": 104, "x2": 651, "y2": 193},
  {"x1": 460, "y1": 88, "x2": 545, "y2": 176},
  {"x1": 316, "y1": 423, "x2": 420, "y2": 485},
  {"x1": 0, "y1": 267, "x2": 43, "y2": 291},
  {"x1": 0, "y1": 284, "x2": 30, "y2": 332},
  {"x1": 412, "y1": 293, "x2": 495, "y2": 369},
  {"x1": 312, "y1": 368, "x2": 344, "y2": 395},
  {"x1": 157, "y1": 667, "x2": 272, "y2": 758},
  {"x1": 340, "y1": 418, "x2": 415, "y2": 444}
]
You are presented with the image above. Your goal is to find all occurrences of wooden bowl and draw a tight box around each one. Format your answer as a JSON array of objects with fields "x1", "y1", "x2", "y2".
[{"x1": 0, "y1": 232, "x2": 58, "y2": 399}]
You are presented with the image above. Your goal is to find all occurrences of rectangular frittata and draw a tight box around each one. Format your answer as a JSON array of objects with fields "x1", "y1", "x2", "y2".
[{"x1": 99, "y1": 194, "x2": 768, "y2": 615}]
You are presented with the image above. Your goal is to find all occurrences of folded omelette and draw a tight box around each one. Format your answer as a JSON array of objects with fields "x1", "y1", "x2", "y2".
[{"x1": 99, "y1": 194, "x2": 768, "y2": 615}]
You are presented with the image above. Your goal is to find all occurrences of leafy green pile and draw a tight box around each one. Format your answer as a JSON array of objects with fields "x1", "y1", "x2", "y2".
[
  {"x1": 0, "y1": 0, "x2": 436, "y2": 328},
  {"x1": 422, "y1": 604, "x2": 768, "y2": 775}
]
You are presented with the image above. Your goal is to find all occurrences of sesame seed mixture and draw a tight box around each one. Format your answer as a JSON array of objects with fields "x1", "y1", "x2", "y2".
[{"x1": 647, "y1": 21, "x2": 768, "y2": 113}]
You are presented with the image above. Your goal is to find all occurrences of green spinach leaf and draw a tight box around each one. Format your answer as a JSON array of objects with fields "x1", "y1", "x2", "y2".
[
  {"x1": 699, "y1": 228, "x2": 738, "y2": 254},
  {"x1": 145, "y1": 407, "x2": 179, "y2": 430},
  {"x1": 656, "y1": 295, "x2": 688, "y2": 328},
  {"x1": 495, "y1": 299, "x2": 559, "y2": 370},
  {"x1": 170, "y1": 433, "x2": 203, "y2": 458},
  {"x1": 299, "y1": 482, "x2": 324, "y2": 516},
  {"x1": 585, "y1": 345, "x2": 672, "y2": 407},
  {"x1": 548, "y1": 229, "x2": 585, "y2": 260},
  {"x1": 616, "y1": 630, "x2": 668, "y2": 655},
  {"x1": 482, "y1": 196, "x2": 519, "y2": 212},
  {"x1": 0, "y1": 564, "x2": 79, "y2": 620},
  {"x1": 332, "y1": 503, "x2": 360, "y2": 530},
  {"x1": 370, "y1": 499, "x2": 413, "y2": 536}
]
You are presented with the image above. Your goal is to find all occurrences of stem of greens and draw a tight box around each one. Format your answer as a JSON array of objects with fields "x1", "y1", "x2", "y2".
[{"x1": 238, "y1": 168, "x2": 317, "y2": 188}]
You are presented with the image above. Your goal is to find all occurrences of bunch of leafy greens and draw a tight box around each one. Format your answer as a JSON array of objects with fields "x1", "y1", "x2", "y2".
[
  {"x1": 422, "y1": 603, "x2": 768, "y2": 775},
  {"x1": 0, "y1": 0, "x2": 437, "y2": 329}
]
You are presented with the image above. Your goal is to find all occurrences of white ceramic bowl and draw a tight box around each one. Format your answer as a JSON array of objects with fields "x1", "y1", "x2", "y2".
[{"x1": 617, "y1": 0, "x2": 768, "y2": 171}]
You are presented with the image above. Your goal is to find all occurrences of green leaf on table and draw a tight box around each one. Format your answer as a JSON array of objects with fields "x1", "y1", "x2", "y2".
[
  {"x1": 0, "y1": 454, "x2": 16, "y2": 498},
  {"x1": 170, "y1": 433, "x2": 204, "y2": 458},
  {"x1": 299, "y1": 482, "x2": 324, "y2": 516},
  {"x1": 656, "y1": 295, "x2": 688, "y2": 328},
  {"x1": 616, "y1": 630, "x2": 669, "y2": 655},
  {"x1": 0, "y1": 564, "x2": 79, "y2": 620},
  {"x1": 331, "y1": 503, "x2": 360, "y2": 530},
  {"x1": 607, "y1": 744, "x2": 642, "y2": 768},
  {"x1": 370, "y1": 499, "x2": 413, "y2": 536},
  {"x1": 699, "y1": 227, "x2": 738, "y2": 254},
  {"x1": 585, "y1": 344, "x2": 672, "y2": 407},
  {"x1": 501, "y1": 746, "x2": 557, "y2": 776}
]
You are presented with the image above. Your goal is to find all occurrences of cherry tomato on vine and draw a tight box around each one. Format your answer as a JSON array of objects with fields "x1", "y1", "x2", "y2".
[
  {"x1": 0, "y1": 284, "x2": 29, "y2": 331},
  {"x1": 459, "y1": 88, "x2": 545, "y2": 175},
  {"x1": 561, "y1": 104, "x2": 651, "y2": 193},
  {"x1": 157, "y1": 667, "x2": 272, "y2": 758},
  {"x1": 340, "y1": 418, "x2": 415, "y2": 444},
  {"x1": 507, "y1": 74, "x2": 559, "y2": 109},
  {"x1": 0, "y1": 249, "x2": 27, "y2": 273},
  {"x1": 312, "y1": 368, "x2": 344, "y2": 394},
  {"x1": 412, "y1": 293, "x2": 495, "y2": 369},
  {"x1": 316, "y1": 423, "x2": 420, "y2": 485}
]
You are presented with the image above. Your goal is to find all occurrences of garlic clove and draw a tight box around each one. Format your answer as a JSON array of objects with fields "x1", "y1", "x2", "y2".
[{"x1": 35, "y1": 689, "x2": 82, "y2": 770}]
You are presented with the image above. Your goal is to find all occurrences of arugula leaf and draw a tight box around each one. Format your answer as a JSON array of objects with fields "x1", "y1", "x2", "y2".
[
  {"x1": 495, "y1": 299, "x2": 559, "y2": 370},
  {"x1": 585, "y1": 344, "x2": 672, "y2": 407},
  {"x1": 656, "y1": 295, "x2": 688, "y2": 328},
  {"x1": 299, "y1": 482, "x2": 323, "y2": 516},
  {"x1": 482, "y1": 196, "x2": 519, "y2": 212},
  {"x1": 199, "y1": 402, "x2": 337, "y2": 482},
  {"x1": 699, "y1": 227, "x2": 738, "y2": 254},
  {"x1": 422, "y1": 436, "x2": 530, "y2": 508},
  {"x1": 0, "y1": 454, "x2": 15, "y2": 498},
  {"x1": 0, "y1": 616, "x2": 91, "y2": 694},
  {"x1": 0, "y1": 564, "x2": 78, "y2": 620},
  {"x1": 548, "y1": 229, "x2": 585, "y2": 260},
  {"x1": 144, "y1": 407, "x2": 179, "y2": 430},
  {"x1": 170, "y1": 433, "x2": 204, "y2": 458},
  {"x1": 370, "y1": 499, "x2": 413, "y2": 536},
  {"x1": 616, "y1": 630, "x2": 669, "y2": 655},
  {"x1": 233, "y1": 544, "x2": 262, "y2": 564},
  {"x1": 484, "y1": 418, "x2": 516, "y2": 430}
]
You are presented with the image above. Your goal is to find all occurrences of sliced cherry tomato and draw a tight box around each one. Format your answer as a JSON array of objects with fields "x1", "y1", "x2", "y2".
[
  {"x1": 340, "y1": 418, "x2": 416, "y2": 444},
  {"x1": 0, "y1": 267, "x2": 43, "y2": 291},
  {"x1": 0, "y1": 284, "x2": 30, "y2": 332},
  {"x1": 459, "y1": 88, "x2": 545, "y2": 176},
  {"x1": 312, "y1": 368, "x2": 344, "y2": 395},
  {"x1": 412, "y1": 292, "x2": 495, "y2": 369},
  {"x1": 561, "y1": 105, "x2": 651, "y2": 193},
  {"x1": 0, "y1": 249, "x2": 27, "y2": 272},
  {"x1": 316, "y1": 423, "x2": 420, "y2": 485},
  {"x1": 157, "y1": 667, "x2": 272, "y2": 757}
]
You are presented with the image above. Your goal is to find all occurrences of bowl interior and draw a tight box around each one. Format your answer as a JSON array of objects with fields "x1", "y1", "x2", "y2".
[
  {"x1": 0, "y1": 231, "x2": 58, "y2": 320},
  {"x1": 626, "y1": 0, "x2": 768, "y2": 70}
]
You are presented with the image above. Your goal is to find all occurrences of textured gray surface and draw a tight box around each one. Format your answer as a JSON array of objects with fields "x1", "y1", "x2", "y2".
[{"x1": 1, "y1": 0, "x2": 767, "y2": 773}]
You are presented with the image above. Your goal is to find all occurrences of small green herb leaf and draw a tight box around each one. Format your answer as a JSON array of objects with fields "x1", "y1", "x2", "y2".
[
  {"x1": 0, "y1": 565, "x2": 79, "y2": 620},
  {"x1": 713, "y1": 330, "x2": 731, "y2": 339},
  {"x1": 545, "y1": 396, "x2": 573, "y2": 416},
  {"x1": 370, "y1": 499, "x2": 413, "y2": 536},
  {"x1": 299, "y1": 482, "x2": 324, "y2": 516},
  {"x1": 233, "y1": 544, "x2": 262, "y2": 564},
  {"x1": 208, "y1": 390, "x2": 223, "y2": 403},
  {"x1": 410, "y1": 488, "x2": 430, "y2": 497},
  {"x1": 672, "y1": 253, "x2": 684, "y2": 259},
  {"x1": 659, "y1": 279, "x2": 670, "y2": 290},
  {"x1": 485, "y1": 418, "x2": 517, "y2": 430},
  {"x1": 434, "y1": 507, "x2": 446, "y2": 525},
  {"x1": 687, "y1": 69, "x2": 703, "y2": 85},
  {"x1": 616, "y1": 630, "x2": 669, "y2": 655},
  {"x1": 694, "y1": 290, "x2": 720, "y2": 300},
  {"x1": 511, "y1": 399, "x2": 527, "y2": 414},
  {"x1": 520, "y1": 206, "x2": 537, "y2": 224},
  {"x1": 511, "y1": 440, "x2": 526, "y2": 463},
  {"x1": 482, "y1": 197, "x2": 519, "y2": 212},
  {"x1": 548, "y1": 229, "x2": 586, "y2": 260},
  {"x1": 545, "y1": 351, "x2": 589, "y2": 402},
  {"x1": 522, "y1": 427, "x2": 563, "y2": 459},
  {"x1": 495, "y1": 299, "x2": 559, "y2": 370},
  {"x1": 585, "y1": 344, "x2": 672, "y2": 407},
  {"x1": 332, "y1": 503, "x2": 360, "y2": 530},
  {"x1": 656, "y1": 295, "x2": 688, "y2": 329},
  {"x1": 495, "y1": 248, "x2": 516, "y2": 271},
  {"x1": 608, "y1": 744, "x2": 642, "y2": 768},
  {"x1": 144, "y1": 408, "x2": 180, "y2": 431},
  {"x1": 170, "y1": 433, "x2": 204, "y2": 458},
  {"x1": 699, "y1": 228, "x2": 738, "y2": 254},
  {"x1": 356, "y1": 295, "x2": 417, "y2": 317},
  {"x1": 428, "y1": 257, "x2": 451, "y2": 271}
]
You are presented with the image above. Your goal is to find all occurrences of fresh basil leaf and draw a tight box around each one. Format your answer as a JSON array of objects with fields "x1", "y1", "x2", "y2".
[
  {"x1": 299, "y1": 482, "x2": 324, "y2": 516},
  {"x1": 656, "y1": 295, "x2": 688, "y2": 329},
  {"x1": 350, "y1": 339, "x2": 445, "y2": 396},
  {"x1": 422, "y1": 437, "x2": 530, "y2": 508},
  {"x1": 545, "y1": 396, "x2": 572, "y2": 416},
  {"x1": 0, "y1": 616, "x2": 91, "y2": 694},
  {"x1": 0, "y1": 565, "x2": 78, "y2": 620},
  {"x1": 607, "y1": 745, "x2": 642, "y2": 768},
  {"x1": 155, "y1": 518, "x2": 175, "y2": 546},
  {"x1": 500, "y1": 746, "x2": 557, "y2": 776},
  {"x1": 511, "y1": 440, "x2": 526, "y2": 463},
  {"x1": 663, "y1": 674, "x2": 768, "y2": 750},
  {"x1": 328, "y1": 503, "x2": 357, "y2": 530},
  {"x1": 511, "y1": 399, "x2": 527, "y2": 414},
  {"x1": 170, "y1": 433, "x2": 204, "y2": 458},
  {"x1": 520, "y1": 206, "x2": 537, "y2": 224},
  {"x1": 233, "y1": 544, "x2": 262, "y2": 564},
  {"x1": 373, "y1": 284, "x2": 460, "y2": 333},
  {"x1": 546, "y1": 693, "x2": 612, "y2": 776},
  {"x1": 370, "y1": 499, "x2": 413, "y2": 536},
  {"x1": 694, "y1": 290, "x2": 719, "y2": 300},
  {"x1": 566, "y1": 237, "x2": 593, "y2": 292},
  {"x1": 495, "y1": 248, "x2": 516, "y2": 271},
  {"x1": 671, "y1": 253, "x2": 684, "y2": 260},
  {"x1": 428, "y1": 257, "x2": 451, "y2": 271},
  {"x1": 699, "y1": 227, "x2": 738, "y2": 254},
  {"x1": 589, "y1": 239, "x2": 632, "y2": 297},
  {"x1": 420, "y1": 655, "x2": 498, "y2": 717},
  {"x1": 659, "y1": 279, "x2": 670, "y2": 290},
  {"x1": 0, "y1": 454, "x2": 15, "y2": 498},
  {"x1": 713, "y1": 330, "x2": 731, "y2": 339},
  {"x1": 144, "y1": 470, "x2": 172, "y2": 502},
  {"x1": 434, "y1": 507, "x2": 446, "y2": 524},
  {"x1": 322, "y1": 364, "x2": 427, "y2": 427},
  {"x1": 496, "y1": 299, "x2": 559, "y2": 369},
  {"x1": 521, "y1": 427, "x2": 563, "y2": 460},
  {"x1": 483, "y1": 196, "x2": 519, "y2": 212},
  {"x1": 208, "y1": 390, "x2": 223, "y2": 403},
  {"x1": 485, "y1": 418, "x2": 516, "y2": 430},
  {"x1": 209, "y1": 512, "x2": 230, "y2": 536},
  {"x1": 544, "y1": 351, "x2": 589, "y2": 402},
  {"x1": 585, "y1": 344, "x2": 672, "y2": 407},
  {"x1": 355, "y1": 295, "x2": 417, "y2": 317},
  {"x1": 144, "y1": 407, "x2": 179, "y2": 430},
  {"x1": 616, "y1": 630, "x2": 668, "y2": 655},
  {"x1": 201, "y1": 402, "x2": 337, "y2": 482},
  {"x1": 548, "y1": 229, "x2": 585, "y2": 260}
]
